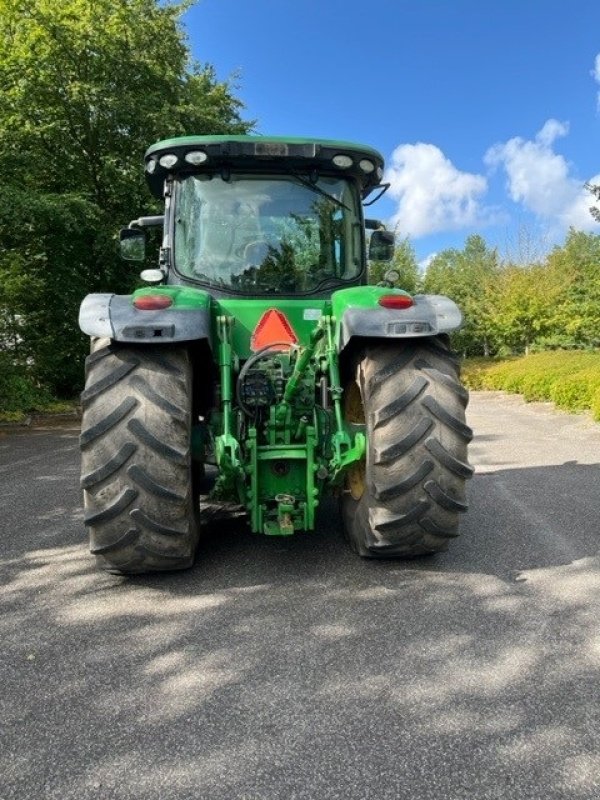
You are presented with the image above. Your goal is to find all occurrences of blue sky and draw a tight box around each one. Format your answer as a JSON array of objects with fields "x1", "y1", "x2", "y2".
[{"x1": 184, "y1": 0, "x2": 600, "y2": 265}]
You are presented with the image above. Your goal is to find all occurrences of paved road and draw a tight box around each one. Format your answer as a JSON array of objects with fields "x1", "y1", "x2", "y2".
[{"x1": 1, "y1": 392, "x2": 599, "y2": 800}]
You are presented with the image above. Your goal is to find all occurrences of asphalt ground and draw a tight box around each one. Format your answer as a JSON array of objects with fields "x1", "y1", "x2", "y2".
[{"x1": 1, "y1": 391, "x2": 599, "y2": 800}]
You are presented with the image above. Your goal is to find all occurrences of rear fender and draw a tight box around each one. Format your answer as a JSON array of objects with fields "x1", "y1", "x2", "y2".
[
  {"x1": 332, "y1": 288, "x2": 462, "y2": 351},
  {"x1": 78, "y1": 289, "x2": 212, "y2": 345}
]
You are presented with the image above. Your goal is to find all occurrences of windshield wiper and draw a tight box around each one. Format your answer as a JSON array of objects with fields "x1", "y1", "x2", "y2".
[
  {"x1": 288, "y1": 171, "x2": 351, "y2": 212},
  {"x1": 307, "y1": 273, "x2": 348, "y2": 292},
  {"x1": 192, "y1": 270, "x2": 227, "y2": 288}
]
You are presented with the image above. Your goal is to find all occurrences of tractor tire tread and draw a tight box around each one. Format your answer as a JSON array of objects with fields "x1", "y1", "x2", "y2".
[
  {"x1": 80, "y1": 397, "x2": 138, "y2": 448},
  {"x1": 80, "y1": 442, "x2": 137, "y2": 489},
  {"x1": 127, "y1": 418, "x2": 188, "y2": 463},
  {"x1": 373, "y1": 460, "x2": 434, "y2": 502},
  {"x1": 127, "y1": 464, "x2": 186, "y2": 502},
  {"x1": 341, "y1": 338, "x2": 472, "y2": 558},
  {"x1": 80, "y1": 359, "x2": 139, "y2": 405},
  {"x1": 80, "y1": 342, "x2": 199, "y2": 574},
  {"x1": 372, "y1": 376, "x2": 428, "y2": 429}
]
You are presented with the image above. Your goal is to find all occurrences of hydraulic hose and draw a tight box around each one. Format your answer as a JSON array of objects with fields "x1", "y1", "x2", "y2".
[{"x1": 236, "y1": 342, "x2": 293, "y2": 417}]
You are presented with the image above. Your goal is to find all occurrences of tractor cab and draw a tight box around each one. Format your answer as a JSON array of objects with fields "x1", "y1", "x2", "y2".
[{"x1": 122, "y1": 136, "x2": 393, "y2": 296}]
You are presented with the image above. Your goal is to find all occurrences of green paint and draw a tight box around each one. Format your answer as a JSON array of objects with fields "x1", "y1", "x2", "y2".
[
  {"x1": 146, "y1": 134, "x2": 384, "y2": 163},
  {"x1": 214, "y1": 298, "x2": 330, "y2": 358},
  {"x1": 331, "y1": 285, "x2": 412, "y2": 315},
  {"x1": 129, "y1": 286, "x2": 395, "y2": 536},
  {"x1": 209, "y1": 312, "x2": 366, "y2": 535}
]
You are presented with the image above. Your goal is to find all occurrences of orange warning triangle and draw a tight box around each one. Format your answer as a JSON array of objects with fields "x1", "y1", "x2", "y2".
[{"x1": 250, "y1": 308, "x2": 298, "y2": 352}]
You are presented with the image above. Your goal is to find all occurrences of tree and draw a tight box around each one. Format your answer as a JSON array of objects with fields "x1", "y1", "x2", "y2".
[
  {"x1": 423, "y1": 234, "x2": 499, "y2": 355},
  {"x1": 0, "y1": 188, "x2": 110, "y2": 394},
  {"x1": 0, "y1": 0, "x2": 250, "y2": 217},
  {"x1": 544, "y1": 229, "x2": 600, "y2": 347},
  {"x1": 369, "y1": 235, "x2": 419, "y2": 292},
  {"x1": 491, "y1": 264, "x2": 564, "y2": 354},
  {"x1": 585, "y1": 183, "x2": 600, "y2": 223},
  {"x1": 0, "y1": 0, "x2": 252, "y2": 400}
]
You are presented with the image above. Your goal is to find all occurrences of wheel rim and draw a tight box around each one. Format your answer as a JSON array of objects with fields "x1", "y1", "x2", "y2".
[{"x1": 344, "y1": 381, "x2": 366, "y2": 501}]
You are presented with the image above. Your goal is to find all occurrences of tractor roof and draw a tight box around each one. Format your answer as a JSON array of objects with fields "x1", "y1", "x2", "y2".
[{"x1": 144, "y1": 135, "x2": 385, "y2": 198}]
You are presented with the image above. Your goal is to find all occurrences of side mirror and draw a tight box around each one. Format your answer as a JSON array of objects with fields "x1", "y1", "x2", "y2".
[
  {"x1": 119, "y1": 228, "x2": 145, "y2": 261},
  {"x1": 368, "y1": 229, "x2": 395, "y2": 262}
]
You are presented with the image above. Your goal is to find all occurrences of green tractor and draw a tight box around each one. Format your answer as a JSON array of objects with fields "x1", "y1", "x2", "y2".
[{"x1": 79, "y1": 135, "x2": 473, "y2": 574}]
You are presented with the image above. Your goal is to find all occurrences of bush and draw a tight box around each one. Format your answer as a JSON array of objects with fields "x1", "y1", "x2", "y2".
[
  {"x1": 0, "y1": 353, "x2": 55, "y2": 413},
  {"x1": 591, "y1": 388, "x2": 600, "y2": 422},
  {"x1": 550, "y1": 368, "x2": 600, "y2": 412},
  {"x1": 462, "y1": 350, "x2": 600, "y2": 417}
]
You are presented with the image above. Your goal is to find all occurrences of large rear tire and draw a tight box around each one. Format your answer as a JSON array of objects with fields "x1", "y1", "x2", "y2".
[
  {"x1": 341, "y1": 338, "x2": 473, "y2": 557},
  {"x1": 80, "y1": 341, "x2": 200, "y2": 574}
]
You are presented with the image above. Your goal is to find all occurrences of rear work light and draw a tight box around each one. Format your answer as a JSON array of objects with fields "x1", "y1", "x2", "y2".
[
  {"x1": 378, "y1": 295, "x2": 414, "y2": 309},
  {"x1": 133, "y1": 295, "x2": 173, "y2": 310}
]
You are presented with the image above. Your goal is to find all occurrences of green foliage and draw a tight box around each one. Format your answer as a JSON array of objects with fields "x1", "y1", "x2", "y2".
[
  {"x1": 544, "y1": 230, "x2": 600, "y2": 347},
  {"x1": 422, "y1": 229, "x2": 600, "y2": 357},
  {"x1": 0, "y1": 0, "x2": 252, "y2": 410},
  {"x1": 490, "y1": 263, "x2": 563, "y2": 354},
  {"x1": 369, "y1": 236, "x2": 419, "y2": 292},
  {"x1": 423, "y1": 234, "x2": 499, "y2": 355},
  {"x1": 0, "y1": 187, "x2": 115, "y2": 394},
  {"x1": 586, "y1": 183, "x2": 600, "y2": 223},
  {"x1": 0, "y1": 0, "x2": 250, "y2": 217},
  {"x1": 0, "y1": 353, "x2": 53, "y2": 413},
  {"x1": 550, "y1": 368, "x2": 600, "y2": 412},
  {"x1": 463, "y1": 351, "x2": 600, "y2": 420},
  {"x1": 591, "y1": 388, "x2": 600, "y2": 422}
]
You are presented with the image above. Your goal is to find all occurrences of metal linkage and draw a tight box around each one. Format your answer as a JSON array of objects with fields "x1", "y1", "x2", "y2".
[
  {"x1": 321, "y1": 315, "x2": 366, "y2": 483},
  {"x1": 213, "y1": 315, "x2": 245, "y2": 502}
]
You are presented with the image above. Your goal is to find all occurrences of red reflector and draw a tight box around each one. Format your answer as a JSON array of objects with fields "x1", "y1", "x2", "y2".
[
  {"x1": 251, "y1": 309, "x2": 298, "y2": 351},
  {"x1": 133, "y1": 295, "x2": 173, "y2": 310},
  {"x1": 378, "y1": 294, "x2": 414, "y2": 309}
]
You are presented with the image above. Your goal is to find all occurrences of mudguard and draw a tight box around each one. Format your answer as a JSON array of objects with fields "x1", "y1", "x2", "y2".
[
  {"x1": 332, "y1": 289, "x2": 463, "y2": 351},
  {"x1": 78, "y1": 292, "x2": 212, "y2": 344}
]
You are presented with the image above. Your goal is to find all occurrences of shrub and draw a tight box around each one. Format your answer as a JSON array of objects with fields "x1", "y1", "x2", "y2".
[
  {"x1": 463, "y1": 350, "x2": 600, "y2": 417},
  {"x1": 0, "y1": 353, "x2": 54, "y2": 413},
  {"x1": 550, "y1": 368, "x2": 600, "y2": 412},
  {"x1": 591, "y1": 388, "x2": 600, "y2": 422}
]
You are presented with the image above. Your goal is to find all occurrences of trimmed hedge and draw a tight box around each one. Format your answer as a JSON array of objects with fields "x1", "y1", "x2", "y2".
[{"x1": 463, "y1": 351, "x2": 600, "y2": 421}]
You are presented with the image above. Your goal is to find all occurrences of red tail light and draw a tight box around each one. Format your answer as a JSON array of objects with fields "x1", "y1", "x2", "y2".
[
  {"x1": 378, "y1": 295, "x2": 414, "y2": 309},
  {"x1": 133, "y1": 295, "x2": 173, "y2": 310}
]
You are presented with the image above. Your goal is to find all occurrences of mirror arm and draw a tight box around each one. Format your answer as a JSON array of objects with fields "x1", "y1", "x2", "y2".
[
  {"x1": 129, "y1": 215, "x2": 164, "y2": 229},
  {"x1": 362, "y1": 183, "x2": 390, "y2": 207}
]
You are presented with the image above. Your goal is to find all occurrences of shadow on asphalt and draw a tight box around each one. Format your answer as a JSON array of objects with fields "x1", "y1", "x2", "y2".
[
  {"x1": 1, "y1": 449, "x2": 600, "y2": 799},
  {"x1": 124, "y1": 460, "x2": 600, "y2": 591}
]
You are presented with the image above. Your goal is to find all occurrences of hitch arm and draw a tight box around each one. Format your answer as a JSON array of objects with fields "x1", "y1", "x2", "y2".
[{"x1": 275, "y1": 326, "x2": 325, "y2": 424}]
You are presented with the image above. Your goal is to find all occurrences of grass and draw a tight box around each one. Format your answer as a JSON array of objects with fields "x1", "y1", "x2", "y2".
[{"x1": 462, "y1": 351, "x2": 600, "y2": 421}]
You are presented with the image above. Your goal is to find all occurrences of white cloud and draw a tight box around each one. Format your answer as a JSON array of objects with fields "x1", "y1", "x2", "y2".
[
  {"x1": 594, "y1": 53, "x2": 600, "y2": 110},
  {"x1": 593, "y1": 53, "x2": 600, "y2": 82},
  {"x1": 485, "y1": 120, "x2": 598, "y2": 231},
  {"x1": 384, "y1": 143, "x2": 490, "y2": 238},
  {"x1": 418, "y1": 252, "x2": 437, "y2": 273},
  {"x1": 563, "y1": 172, "x2": 600, "y2": 228},
  {"x1": 535, "y1": 118, "x2": 569, "y2": 147}
]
